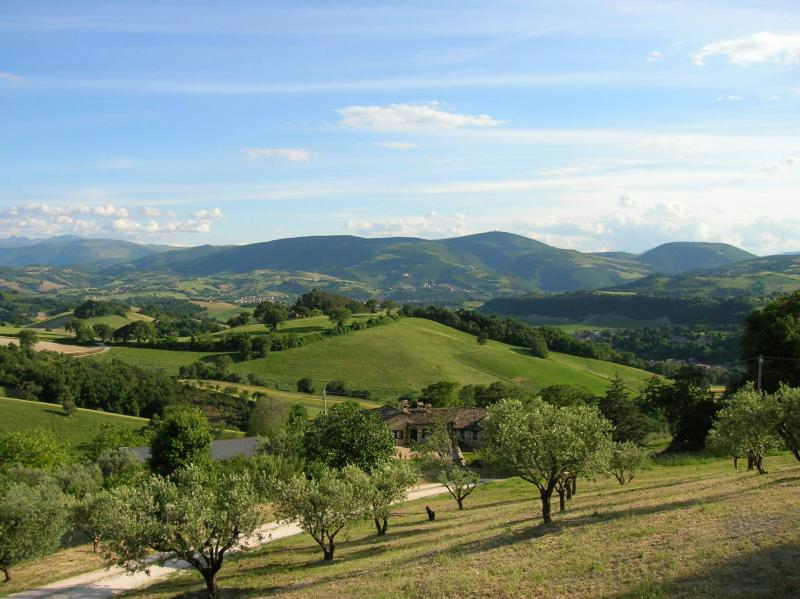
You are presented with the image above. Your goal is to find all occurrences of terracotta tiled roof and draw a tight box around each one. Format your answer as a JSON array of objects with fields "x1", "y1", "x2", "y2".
[{"x1": 375, "y1": 406, "x2": 486, "y2": 429}]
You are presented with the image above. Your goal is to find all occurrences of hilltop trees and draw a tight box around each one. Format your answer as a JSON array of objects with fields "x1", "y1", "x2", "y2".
[
  {"x1": 255, "y1": 302, "x2": 288, "y2": 332},
  {"x1": 0, "y1": 482, "x2": 69, "y2": 582},
  {"x1": 326, "y1": 307, "x2": 351, "y2": 328},
  {"x1": 482, "y1": 399, "x2": 612, "y2": 523},
  {"x1": 98, "y1": 464, "x2": 262, "y2": 599}
]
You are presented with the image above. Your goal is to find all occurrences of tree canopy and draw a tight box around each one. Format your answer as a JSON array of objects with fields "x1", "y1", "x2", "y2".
[
  {"x1": 98, "y1": 464, "x2": 262, "y2": 599},
  {"x1": 482, "y1": 399, "x2": 612, "y2": 523},
  {"x1": 741, "y1": 291, "x2": 800, "y2": 392},
  {"x1": 148, "y1": 407, "x2": 212, "y2": 476},
  {"x1": 301, "y1": 401, "x2": 395, "y2": 472}
]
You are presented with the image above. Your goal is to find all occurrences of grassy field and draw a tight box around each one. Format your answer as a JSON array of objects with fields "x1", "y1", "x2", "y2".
[
  {"x1": 226, "y1": 318, "x2": 653, "y2": 399},
  {"x1": 130, "y1": 454, "x2": 800, "y2": 599},
  {"x1": 191, "y1": 300, "x2": 255, "y2": 322},
  {"x1": 29, "y1": 310, "x2": 153, "y2": 332},
  {"x1": 98, "y1": 318, "x2": 654, "y2": 400},
  {"x1": 0, "y1": 396, "x2": 148, "y2": 456},
  {"x1": 220, "y1": 313, "x2": 376, "y2": 336},
  {"x1": 189, "y1": 381, "x2": 380, "y2": 417}
]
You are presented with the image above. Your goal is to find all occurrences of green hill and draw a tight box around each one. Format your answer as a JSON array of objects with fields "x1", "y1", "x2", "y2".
[
  {"x1": 0, "y1": 238, "x2": 173, "y2": 267},
  {"x1": 610, "y1": 254, "x2": 800, "y2": 297},
  {"x1": 125, "y1": 231, "x2": 652, "y2": 297},
  {"x1": 481, "y1": 293, "x2": 755, "y2": 326},
  {"x1": 0, "y1": 396, "x2": 147, "y2": 456},
  {"x1": 100, "y1": 317, "x2": 654, "y2": 400},
  {"x1": 636, "y1": 242, "x2": 756, "y2": 275}
]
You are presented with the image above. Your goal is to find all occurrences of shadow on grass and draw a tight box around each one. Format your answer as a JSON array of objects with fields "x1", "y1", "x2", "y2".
[{"x1": 607, "y1": 542, "x2": 800, "y2": 599}]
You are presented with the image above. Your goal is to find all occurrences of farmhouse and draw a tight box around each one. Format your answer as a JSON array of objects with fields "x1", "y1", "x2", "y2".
[{"x1": 375, "y1": 401, "x2": 486, "y2": 450}]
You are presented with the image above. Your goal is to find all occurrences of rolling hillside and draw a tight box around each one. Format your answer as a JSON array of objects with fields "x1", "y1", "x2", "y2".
[
  {"x1": 0, "y1": 232, "x2": 775, "y2": 301},
  {"x1": 99, "y1": 317, "x2": 654, "y2": 400},
  {"x1": 610, "y1": 254, "x2": 800, "y2": 297},
  {"x1": 0, "y1": 396, "x2": 147, "y2": 456},
  {"x1": 636, "y1": 242, "x2": 756, "y2": 275},
  {"x1": 123, "y1": 231, "x2": 653, "y2": 296},
  {"x1": 481, "y1": 293, "x2": 756, "y2": 326},
  {"x1": 0, "y1": 238, "x2": 172, "y2": 267}
]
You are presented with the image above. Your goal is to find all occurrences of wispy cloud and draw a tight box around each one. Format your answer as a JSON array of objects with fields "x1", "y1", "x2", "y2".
[
  {"x1": 645, "y1": 50, "x2": 662, "y2": 63},
  {"x1": 693, "y1": 31, "x2": 800, "y2": 66},
  {"x1": 244, "y1": 148, "x2": 311, "y2": 162},
  {"x1": 338, "y1": 102, "x2": 501, "y2": 132},
  {"x1": 346, "y1": 212, "x2": 468, "y2": 238}
]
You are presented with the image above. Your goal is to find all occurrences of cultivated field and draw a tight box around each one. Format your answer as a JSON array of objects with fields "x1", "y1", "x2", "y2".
[
  {"x1": 129, "y1": 454, "x2": 800, "y2": 599},
  {"x1": 0, "y1": 336, "x2": 107, "y2": 356}
]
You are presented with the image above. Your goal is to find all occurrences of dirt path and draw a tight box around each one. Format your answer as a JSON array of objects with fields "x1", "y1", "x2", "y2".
[
  {"x1": 0, "y1": 337, "x2": 109, "y2": 356},
  {"x1": 9, "y1": 482, "x2": 465, "y2": 598}
]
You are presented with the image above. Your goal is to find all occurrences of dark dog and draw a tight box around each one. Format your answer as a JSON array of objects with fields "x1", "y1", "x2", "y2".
[{"x1": 425, "y1": 505, "x2": 436, "y2": 521}]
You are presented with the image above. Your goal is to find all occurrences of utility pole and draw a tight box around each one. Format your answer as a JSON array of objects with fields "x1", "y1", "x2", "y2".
[
  {"x1": 757, "y1": 355, "x2": 764, "y2": 394},
  {"x1": 323, "y1": 387, "x2": 328, "y2": 415}
]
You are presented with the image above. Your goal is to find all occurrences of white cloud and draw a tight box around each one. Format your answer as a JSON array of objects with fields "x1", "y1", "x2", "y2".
[
  {"x1": 140, "y1": 207, "x2": 161, "y2": 217},
  {"x1": 244, "y1": 148, "x2": 311, "y2": 162},
  {"x1": 110, "y1": 218, "x2": 141, "y2": 232},
  {"x1": 92, "y1": 204, "x2": 129, "y2": 217},
  {"x1": 645, "y1": 50, "x2": 662, "y2": 63},
  {"x1": 346, "y1": 212, "x2": 468, "y2": 238},
  {"x1": 0, "y1": 71, "x2": 23, "y2": 82},
  {"x1": 693, "y1": 31, "x2": 800, "y2": 66},
  {"x1": 766, "y1": 156, "x2": 800, "y2": 172},
  {"x1": 338, "y1": 102, "x2": 502, "y2": 131},
  {"x1": 372, "y1": 141, "x2": 418, "y2": 150},
  {"x1": 191, "y1": 208, "x2": 223, "y2": 220},
  {"x1": 716, "y1": 95, "x2": 741, "y2": 102}
]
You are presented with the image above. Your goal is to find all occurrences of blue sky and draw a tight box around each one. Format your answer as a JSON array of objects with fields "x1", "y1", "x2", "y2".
[{"x1": 1, "y1": 1, "x2": 800, "y2": 253}]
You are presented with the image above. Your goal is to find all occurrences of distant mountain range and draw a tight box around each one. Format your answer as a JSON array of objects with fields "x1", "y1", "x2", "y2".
[
  {"x1": 0, "y1": 237, "x2": 173, "y2": 267},
  {"x1": 0, "y1": 232, "x2": 796, "y2": 300}
]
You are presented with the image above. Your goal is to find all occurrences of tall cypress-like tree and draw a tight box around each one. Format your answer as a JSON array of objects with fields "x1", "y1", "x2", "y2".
[{"x1": 598, "y1": 374, "x2": 648, "y2": 444}]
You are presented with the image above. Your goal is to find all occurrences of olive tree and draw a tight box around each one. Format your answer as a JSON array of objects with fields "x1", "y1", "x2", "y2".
[
  {"x1": 768, "y1": 385, "x2": 800, "y2": 463},
  {"x1": 98, "y1": 464, "x2": 262, "y2": 599},
  {"x1": 439, "y1": 465, "x2": 480, "y2": 510},
  {"x1": 709, "y1": 387, "x2": 780, "y2": 474},
  {"x1": 0, "y1": 482, "x2": 70, "y2": 582},
  {"x1": 72, "y1": 490, "x2": 114, "y2": 552},
  {"x1": 274, "y1": 465, "x2": 370, "y2": 561},
  {"x1": 365, "y1": 461, "x2": 420, "y2": 535},
  {"x1": 609, "y1": 442, "x2": 651, "y2": 485},
  {"x1": 482, "y1": 399, "x2": 612, "y2": 523}
]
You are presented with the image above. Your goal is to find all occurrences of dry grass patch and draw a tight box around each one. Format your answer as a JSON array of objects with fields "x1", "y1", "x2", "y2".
[
  {"x1": 129, "y1": 455, "x2": 800, "y2": 598},
  {"x1": 0, "y1": 544, "x2": 105, "y2": 596}
]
